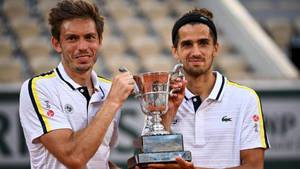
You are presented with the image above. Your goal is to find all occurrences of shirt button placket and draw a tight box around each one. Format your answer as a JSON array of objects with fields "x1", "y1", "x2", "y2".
[{"x1": 194, "y1": 108, "x2": 206, "y2": 146}]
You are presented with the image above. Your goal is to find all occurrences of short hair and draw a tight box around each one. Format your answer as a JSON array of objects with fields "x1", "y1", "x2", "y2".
[
  {"x1": 48, "y1": 0, "x2": 104, "y2": 41},
  {"x1": 172, "y1": 8, "x2": 217, "y2": 48}
]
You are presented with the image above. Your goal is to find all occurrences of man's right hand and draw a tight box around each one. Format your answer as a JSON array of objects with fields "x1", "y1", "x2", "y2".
[
  {"x1": 161, "y1": 78, "x2": 187, "y2": 131},
  {"x1": 39, "y1": 72, "x2": 135, "y2": 169},
  {"x1": 106, "y1": 72, "x2": 135, "y2": 106}
]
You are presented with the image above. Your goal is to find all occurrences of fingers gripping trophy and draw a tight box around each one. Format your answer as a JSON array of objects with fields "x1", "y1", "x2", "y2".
[{"x1": 120, "y1": 64, "x2": 192, "y2": 169}]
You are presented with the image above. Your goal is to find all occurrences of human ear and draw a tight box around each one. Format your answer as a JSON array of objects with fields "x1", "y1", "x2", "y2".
[
  {"x1": 172, "y1": 46, "x2": 180, "y2": 61},
  {"x1": 51, "y1": 37, "x2": 62, "y2": 53},
  {"x1": 213, "y1": 42, "x2": 219, "y2": 58}
]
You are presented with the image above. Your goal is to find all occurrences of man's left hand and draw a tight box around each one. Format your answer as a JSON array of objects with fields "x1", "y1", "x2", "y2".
[{"x1": 146, "y1": 157, "x2": 195, "y2": 169}]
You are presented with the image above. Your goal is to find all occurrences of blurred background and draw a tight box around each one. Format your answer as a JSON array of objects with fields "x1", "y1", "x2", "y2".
[{"x1": 0, "y1": 0, "x2": 299, "y2": 168}]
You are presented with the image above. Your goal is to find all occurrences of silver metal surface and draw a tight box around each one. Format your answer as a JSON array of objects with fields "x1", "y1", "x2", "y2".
[{"x1": 130, "y1": 64, "x2": 184, "y2": 135}]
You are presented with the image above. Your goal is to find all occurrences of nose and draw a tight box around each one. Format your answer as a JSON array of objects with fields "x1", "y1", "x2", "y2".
[
  {"x1": 191, "y1": 45, "x2": 201, "y2": 57},
  {"x1": 78, "y1": 39, "x2": 88, "y2": 51}
]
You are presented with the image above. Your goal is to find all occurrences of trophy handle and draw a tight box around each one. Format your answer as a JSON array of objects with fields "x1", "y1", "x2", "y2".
[
  {"x1": 169, "y1": 64, "x2": 184, "y2": 97},
  {"x1": 119, "y1": 66, "x2": 140, "y2": 97}
]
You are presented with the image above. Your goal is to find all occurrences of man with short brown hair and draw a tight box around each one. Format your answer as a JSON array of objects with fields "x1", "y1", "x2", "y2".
[{"x1": 19, "y1": 0, "x2": 135, "y2": 168}]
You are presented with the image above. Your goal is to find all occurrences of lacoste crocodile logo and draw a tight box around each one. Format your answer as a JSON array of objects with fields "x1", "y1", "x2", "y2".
[{"x1": 222, "y1": 116, "x2": 232, "y2": 122}]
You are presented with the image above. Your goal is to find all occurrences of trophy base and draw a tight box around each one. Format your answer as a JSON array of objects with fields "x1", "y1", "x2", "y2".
[
  {"x1": 135, "y1": 134, "x2": 184, "y2": 153},
  {"x1": 127, "y1": 151, "x2": 192, "y2": 169}
]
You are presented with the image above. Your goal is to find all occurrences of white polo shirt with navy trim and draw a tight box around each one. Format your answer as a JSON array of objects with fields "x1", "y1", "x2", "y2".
[
  {"x1": 170, "y1": 71, "x2": 270, "y2": 168},
  {"x1": 19, "y1": 63, "x2": 120, "y2": 169}
]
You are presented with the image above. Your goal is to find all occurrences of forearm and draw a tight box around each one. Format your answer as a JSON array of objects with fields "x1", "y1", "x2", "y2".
[
  {"x1": 70, "y1": 100, "x2": 121, "y2": 159},
  {"x1": 40, "y1": 99, "x2": 121, "y2": 168},
  {"x1": 161, "y1": 106, "x2": 179, "y2": 132},
  {"x1": 161, "y1": 80, "x2": 186, "y2": 132},
  {"x1": 40, "y1": 72, "x2": 135, "y2": 168},
  {"x1": 161, "y1": 114, "x2": 173, "y2": 132}
]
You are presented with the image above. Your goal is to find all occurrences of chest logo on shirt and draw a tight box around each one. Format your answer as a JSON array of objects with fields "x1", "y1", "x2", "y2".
[
  {"x1": 221, "y1": 116, "x2": 232, "y2": 122},
  {"x1": 45, "y1": 100, "x2": 51, "y2": 109},
  {"x1": 47, "y1": 110, "x2": 54, "y2": 117},
  {"x1": 253, "y1": 114, "x2": 259, "y2": 122},
  {"x1": 64, "y1": 104, "x2": 74, "y2": 114},
  {"x1": 254, "y1": 123, "x2": 259, "y2": 132}
]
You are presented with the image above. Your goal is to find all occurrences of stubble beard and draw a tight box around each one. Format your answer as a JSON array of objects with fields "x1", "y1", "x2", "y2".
[
  {"x1": 183, "y1": 58, "x2": 213, "y2": 78},
  {"x1": 63, "y1": 54, "x2": 97, "y2": 74},
  {"x1": 74, "y1": 65, "x2": 92, "y2": 73},
  {"x1": 184, "y1": 66, "x2": 208, "y2": 77}
]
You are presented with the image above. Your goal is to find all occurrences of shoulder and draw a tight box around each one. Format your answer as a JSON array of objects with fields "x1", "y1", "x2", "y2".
[
  {"x1": 97, "y1": 76, "x2": 112, "y2": 91},
  {"x1": 226, "y1": 80, "x2": 259, "y2": 101},
  {"x1": 97, "y1": 76, "x2": 112, "y2": 84},
  {"x1": 29, "y1": 70, "x2": 57, "y2": 84},
  {"x1": 21, "y1": 70, "x2": 57, "y2": 93},
  {"x1": 19, "y1": 70, "x2": 58, "y2": 111}
]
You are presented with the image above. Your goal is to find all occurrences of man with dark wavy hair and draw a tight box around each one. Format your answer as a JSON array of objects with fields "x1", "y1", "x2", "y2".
[
  {"x1": 143, "y1": 8, "x2": 270, "y2": 169},
  {"x1": 19, "y1": 0, "x2": 134, "y2": 168}
]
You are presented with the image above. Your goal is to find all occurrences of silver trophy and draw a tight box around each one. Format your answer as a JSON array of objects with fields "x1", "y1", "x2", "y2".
[
  {"x1": 134, "y1": 64, "x2": 184, "y2": 135},
  {"x1": 120, "y1": 64, "x2": 192, "y2": 169}
]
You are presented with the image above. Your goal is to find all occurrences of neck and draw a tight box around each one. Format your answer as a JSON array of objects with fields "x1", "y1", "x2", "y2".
[
  {"x1": 186, "y1": 71, "x2": 216, "y2": 100},
  {"x1": 63, "y1": 65, "x2": 93, "y2": 88}
]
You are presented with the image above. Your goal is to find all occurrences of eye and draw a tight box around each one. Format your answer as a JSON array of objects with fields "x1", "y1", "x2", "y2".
[
  {"x1": 181, "y1": 41, "x2": 192, "y2": 48},
  {"x1": 66, "y1": 35, "x2": 77, "y2": 41},
  {"x1": 86, "y1": 34, "x2": 97, "y2": 40},
  {"x1": 199, "y1": 39, "x2": 209, "y2": 46}
]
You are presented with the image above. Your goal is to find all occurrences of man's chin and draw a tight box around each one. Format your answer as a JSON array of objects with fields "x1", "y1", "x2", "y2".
[
  {"x1": 184, "y1": 67, "x2": 208, "y2": 77},
  {"x1": 75, "y1": 65, "x2": 92, "y2": 73}
]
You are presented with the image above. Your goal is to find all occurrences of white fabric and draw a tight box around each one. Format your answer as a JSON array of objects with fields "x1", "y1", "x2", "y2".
[
  {"x1": 142, "y1": 71, "x2": 269, "y2": 168},
  {"x1": 19, "y1": 63, "x2": 120, "y2": 169},
  {"x1": 172, "y1": 71, "x2": 269, "y2": 168}
]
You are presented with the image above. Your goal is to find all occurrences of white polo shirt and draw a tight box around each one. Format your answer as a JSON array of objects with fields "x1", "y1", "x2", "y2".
[
  {"x1": 171, "y1": 71, "x2": 270, "y2": 168},
  {"x1": 19, "y1": 63, "x2": 120, "y2": 169}
]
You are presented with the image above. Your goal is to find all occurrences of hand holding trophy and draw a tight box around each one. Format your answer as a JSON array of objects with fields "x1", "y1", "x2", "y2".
[{"x1": 120, "y1": 64, "x2": 192, "y2": 169}]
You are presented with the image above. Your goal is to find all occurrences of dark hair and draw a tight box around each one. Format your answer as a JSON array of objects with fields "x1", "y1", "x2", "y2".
[
  {"x1": 48, "y1": 0, "x2": 104, "y2": 41},
  {"x1": 172, "y1": 8, "x2": 217, "y2": 48}
]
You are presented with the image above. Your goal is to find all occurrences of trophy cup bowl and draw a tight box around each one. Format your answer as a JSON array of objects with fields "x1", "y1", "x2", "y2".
[
  {"x1": 123, "y1": 64, "x2": 192, "y2": 169},
  {"x1": 134, "y1": 71, "x2": 170, "y2": 135}
]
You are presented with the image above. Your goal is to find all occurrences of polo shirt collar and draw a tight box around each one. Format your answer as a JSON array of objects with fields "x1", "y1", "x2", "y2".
[
  {"x1": 184, "y1": 71, "x2": 226, "y2": 101},
  {"x1": 184, "y1": 87, "x2": 195, "y2": 100},
  {"x1": 91, "y1": 70, "x2": 101, "y2": 93},
  {"x1": 56, "y1": 62, "x2": 100, "y2": 92},
  {"x1": 207, "y1": 71, "x2": 226, "y2": 101}
]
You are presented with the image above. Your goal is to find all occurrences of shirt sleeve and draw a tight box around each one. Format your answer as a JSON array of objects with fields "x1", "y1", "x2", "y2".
[
  {"x1": 19, "y1": 78, "x2": 72, "y2": 143},
  {"x1": 240, "y1": 90, "x2": 270, "y2": 150}
]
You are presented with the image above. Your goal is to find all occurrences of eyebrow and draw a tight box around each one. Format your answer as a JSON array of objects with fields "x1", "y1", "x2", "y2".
[
  {"x1": 180, "y1": 39, "x2": 192, "y2": 45},
  {"x1": 180, "y1": 37, "x2": 210, "y2": 45},
  {"x1": 64, "y1": 31, "x2": 97, "y2": 36},
  {"x1": 198, "y1": 38, "x2": 209, "y2": 42},
  {"x1": 85, "y1": 32, "x2": 98, "y2": 36}
]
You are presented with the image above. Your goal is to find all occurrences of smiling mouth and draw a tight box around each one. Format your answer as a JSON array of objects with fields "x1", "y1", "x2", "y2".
[
  {"x1": 188, "y1": 59, "x2": 204, "y2": 64},
  {"x1": 75, "y1": 55, "x2": 90, "y2": 58},
  {"x1": 76, "y1": 56, "x2": 90, "y2": 63}
]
